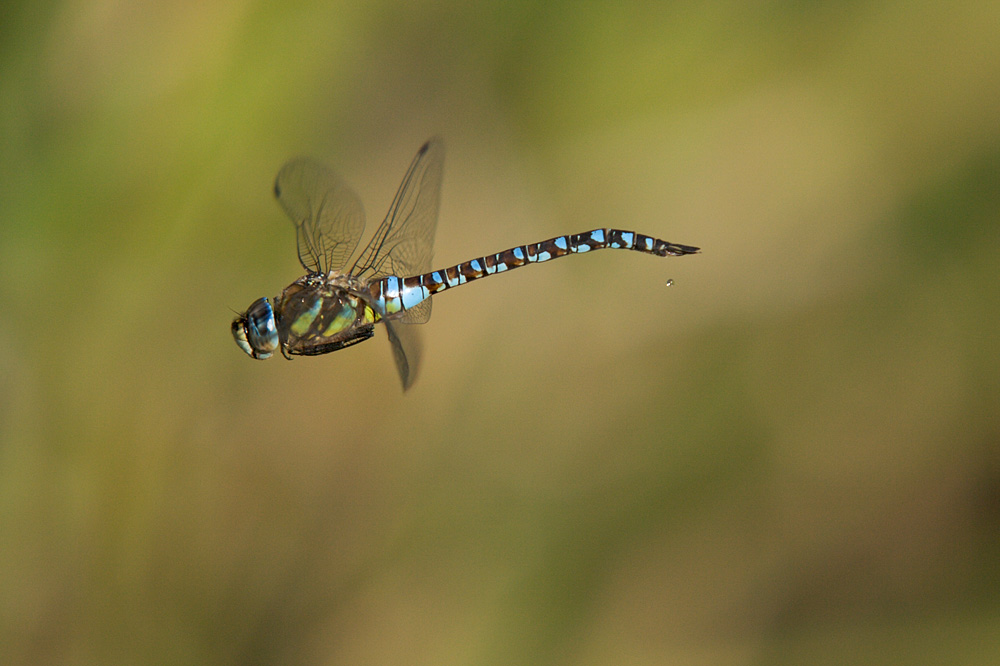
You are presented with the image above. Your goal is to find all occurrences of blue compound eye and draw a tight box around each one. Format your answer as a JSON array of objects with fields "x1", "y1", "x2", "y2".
[{"x1": 232, "y1": 298, "x2": 278, "y2": 359}]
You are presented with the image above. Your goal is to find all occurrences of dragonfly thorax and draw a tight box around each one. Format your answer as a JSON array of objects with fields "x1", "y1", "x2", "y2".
[
  {"x1": 273, "y1": 276, "x2": 380, "y2": 357},
  {"x1": 232, "y1": 274, "x2": 382, "y2": 360}
]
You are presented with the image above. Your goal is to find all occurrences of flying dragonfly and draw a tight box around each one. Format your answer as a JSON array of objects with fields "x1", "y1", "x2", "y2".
[{"x1": 232, "y1": 139, "x2": 700, "y2": 389}]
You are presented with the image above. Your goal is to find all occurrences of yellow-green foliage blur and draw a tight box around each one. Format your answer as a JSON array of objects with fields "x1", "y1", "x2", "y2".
[{"x1": 2, "y1": 1, "x2": 998, "y2": 664}]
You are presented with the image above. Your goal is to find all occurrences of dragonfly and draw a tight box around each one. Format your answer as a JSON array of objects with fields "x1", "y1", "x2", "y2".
[{"x1": 232, "y1": 139, "x2": 700, "y2": 389}]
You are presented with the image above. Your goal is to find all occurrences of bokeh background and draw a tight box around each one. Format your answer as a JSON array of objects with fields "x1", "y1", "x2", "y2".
[{"x1": 2, "y1": 1, "x2": 998, "y2": 664}]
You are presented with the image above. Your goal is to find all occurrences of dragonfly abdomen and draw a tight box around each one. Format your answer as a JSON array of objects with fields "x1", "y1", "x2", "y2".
[{"x1": 374, "y1": 228, "x2": 699, "y2": 317}]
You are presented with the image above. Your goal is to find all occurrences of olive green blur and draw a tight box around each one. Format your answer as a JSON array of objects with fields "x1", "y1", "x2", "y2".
[{"x1": 1, "y1": 1, "x2": 997, "y2": 664}]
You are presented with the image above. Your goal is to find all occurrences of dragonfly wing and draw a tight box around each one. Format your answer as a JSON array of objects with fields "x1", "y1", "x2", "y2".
[
  {"x1": 351, "y1": 138, "x2": 444, "y2": 281},
  {"x1": 274, "y1": 157, "x2": 366, "y2": 274},
  {"x1": 397, "y1": 298, "x2": 431, "y2": 324},
  {"x1": 384, "y1": 318, "x2": 423, "y2": 390}
]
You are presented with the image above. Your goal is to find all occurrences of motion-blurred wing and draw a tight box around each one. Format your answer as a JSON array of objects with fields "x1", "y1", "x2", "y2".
[{"x1": 384, "y1": 318, "x2": 423, "y2": 391}]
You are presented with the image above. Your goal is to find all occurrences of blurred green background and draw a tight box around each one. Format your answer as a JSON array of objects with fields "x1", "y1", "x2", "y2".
[{"x1": 2, "y1": 1, "x2": 998, "y2": 664}]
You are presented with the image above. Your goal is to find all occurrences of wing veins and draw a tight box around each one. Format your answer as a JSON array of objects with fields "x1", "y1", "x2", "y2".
[{"x1": 350, "y1": 138, "x2": 443, "y2": 280}]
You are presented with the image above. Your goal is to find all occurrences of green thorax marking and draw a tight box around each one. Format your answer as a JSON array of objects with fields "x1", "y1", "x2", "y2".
[{"x1": 276, "y1": 276, "x2": 380, "y2": 346}]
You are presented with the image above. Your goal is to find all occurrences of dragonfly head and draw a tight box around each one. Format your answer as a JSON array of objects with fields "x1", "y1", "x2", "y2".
[{"x1": 232, "y1": 297, "x2": 279, "y2": 359}]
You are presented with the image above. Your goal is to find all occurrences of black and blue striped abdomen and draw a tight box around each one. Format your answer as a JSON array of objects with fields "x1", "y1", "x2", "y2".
[{"x1": 373, "y1": 228, "x2": 699, "y2": 318}]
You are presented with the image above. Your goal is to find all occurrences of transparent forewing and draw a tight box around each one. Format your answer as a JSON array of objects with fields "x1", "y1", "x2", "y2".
[
  {"x1": 274, "y1": 157, "x2": 366, "y2": 274},
  {"x1": 350, "y1": 138, "x2": 444, "y2": 281}
]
